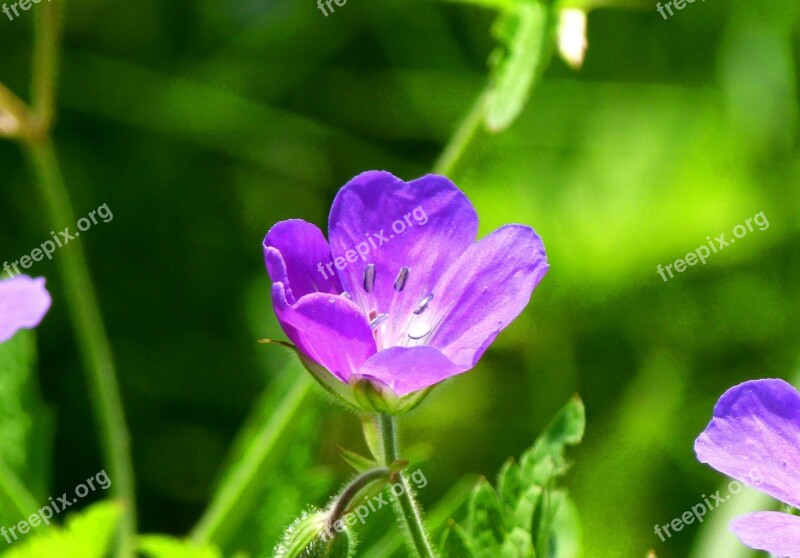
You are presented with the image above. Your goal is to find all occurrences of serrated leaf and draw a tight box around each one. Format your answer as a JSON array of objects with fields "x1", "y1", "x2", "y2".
[
  {"x1": 468, "y1": 478, "x2": 505, "y2": 557},
  {"x1": 520, "y1": 397, "x2": 585, "y2": 486},
  {"x1": 497, "y1": 459, "x2": 523, "y2": 513},
  {"x1": 440, "y1": 521, "x2": 477, "y2": 558},
  {"x1": 514, "y1": 485, "x2": 543, "y2": 533},
  {"x1": 0, "y1": 500, "x2": 122, "y2": 558},
  {"x1": 535, "y1": 491, "x2": 581, "y2": 558},
  {"x1": 138, "y1": 535, "x2": 224, "y2": 558},
  {"x1": 485, "y1": 2, "x2": 551, "y2": 132},
  {"x1": 500, "y1": 526, "x2": 534, "y2": 558}
]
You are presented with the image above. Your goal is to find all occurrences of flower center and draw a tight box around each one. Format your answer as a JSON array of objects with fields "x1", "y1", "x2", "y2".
[{"x1": 357, "y1": 264, "x2": 435, "y2": 349}]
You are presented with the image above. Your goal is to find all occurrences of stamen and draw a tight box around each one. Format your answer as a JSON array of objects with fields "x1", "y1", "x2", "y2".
[
  {"x1": 413, "y1": 294, "x2": 433, "y2": 315},
  {"x1": 370, "y1": 313, "x2": 389, "y2": 329},
  {"x1": 363, "y1": 264, "x2": 376, "y2": 293},
  {"x1": 393, "y1": 267, "x2": 410, "y2": 291},
  {"x1": 407, "y1": 322, "x2": 431, "y2": 340}
]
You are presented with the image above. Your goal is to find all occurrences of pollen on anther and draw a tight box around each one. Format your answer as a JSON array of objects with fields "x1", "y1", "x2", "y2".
[
  {"x1": 413, "y1": 294, "x2": 433, "y2": 314},
  {"x1": 363, "y1": 264, "x2": 376, "y2": 293},
  {"x1": 393, "y1": 267, "x2": 410, "y2": 292}
]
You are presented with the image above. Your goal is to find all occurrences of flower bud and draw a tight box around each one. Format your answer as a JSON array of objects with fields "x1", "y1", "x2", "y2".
[{"x1": 274, "y1": 509, "x2": 354, "y2": 558}]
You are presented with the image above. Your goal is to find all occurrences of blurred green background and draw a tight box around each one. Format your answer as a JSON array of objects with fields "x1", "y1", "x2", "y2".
[{"x1": 1, "y1": 0, "x2": 799, "y2": 556}]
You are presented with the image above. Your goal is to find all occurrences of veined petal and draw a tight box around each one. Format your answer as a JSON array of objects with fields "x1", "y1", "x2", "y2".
[
  {"x1": 419, "y1": 224, "x2": 548, "y2": 367},
  {"x1": 730, "y1": 511, "x2": 800, "y2": 557},
  {"x1": 0, "y1": 275, "x2": 51, "y2": 343},
  {"x1": 359, "y1": 345, "x2": 464, "y2": 396},
  {"x1": 264, "y1": 219, "x2": 342, "y2": 304},
  {"x1": 695, "y1": 379, "x2": 800, "y2": 509},
  {"x1": 271, "y1": 287, "x2": 376, "y2": 383},
  {"x1": 328, "y1": 171, "x2": 478, "y2": 345}
]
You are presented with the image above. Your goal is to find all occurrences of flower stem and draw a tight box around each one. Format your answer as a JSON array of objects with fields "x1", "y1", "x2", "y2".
[
  {"x1": 26, "y1": 139, "x2": 137, "y2": 558},
  {"x1": 327, "y1": 467, "x2": 390, "y2": 530},
  {"x1": 377, "y1": 414, "x2": 437, "y2": 558},
  {"x1": 432, "y1": 91, "x2": 487, "y2": 177}
]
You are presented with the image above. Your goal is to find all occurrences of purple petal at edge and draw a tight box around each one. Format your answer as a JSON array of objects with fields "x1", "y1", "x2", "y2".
[
  {"x1": 425, "y1": 224, "x2": 548, "y2": 368},
  {"x1": 271, "y1": 287, "x2": 377, "y2": 383},
  {"x1": 359, "y1": 345, "x2": 464, "y2": 396},
  {"x1": 695, "y1": 379, "x2": 800, "y2": 509},
  {"x1": 730, "y1": 511, "x2": 800, "y2": 557},
  {"x1": 0, "y1": 275, "x2": 52, "y2": 343},
  {"x1": 264, "y1": 219, "x2": 342, "y2": 303},
  {"x1": 328, "y1": 171, "x2": 478, "y2": 340}
]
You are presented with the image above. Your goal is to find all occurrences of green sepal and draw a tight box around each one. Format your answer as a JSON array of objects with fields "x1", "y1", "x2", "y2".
[{"x1": 440, "y1": 520, "x2": 478, "y2": 558}]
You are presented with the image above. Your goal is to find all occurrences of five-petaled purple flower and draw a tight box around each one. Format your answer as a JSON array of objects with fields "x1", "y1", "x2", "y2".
[
  {"x1": 263, "y1": 171, "x2": 548, "y2": 406},
  {"x1": 0, "y1": 275, "x2": 51, "y2": 343},
  {"x1": 696, "y1": 378, "x2": 800, "y2": 557}
]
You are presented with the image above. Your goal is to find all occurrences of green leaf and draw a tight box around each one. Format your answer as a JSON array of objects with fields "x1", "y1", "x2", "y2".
[
  {"x1": 534, "y1": 491, "x2": 582, "y2": 558},
  {"x1": 513, "y1": 485, "x2": 543, "y2": 533},
  {"x1": 468, "y1": 478, "x2": 505, "y2": 556},
  {"x1": 497, "y1": 459, "x2": 523, "y2": 513},
  {"x1": 336, "y1": 448, "x2": 379, "y2": 474},
  {"x1": 0, "y1": 501, "x2": 122, "y2": 558},
  {"x1": 485, "y1": 1, "x2": 551, "y2": 132},
  {"x1": 500, "y1": 526, "x2": 534, "y2": 558},
  {"x1": 520, "y1": 397, "x2": 585, "y2": 486},
  {"x1": 138, "y1": 535, "x2": 224, "y2": 558},
  {"x1": 440, "y1": 521, "x2": 477, "y2": 558}
]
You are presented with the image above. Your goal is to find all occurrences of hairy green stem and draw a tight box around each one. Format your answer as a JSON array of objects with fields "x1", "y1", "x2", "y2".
[
  {"x1": 378, "y1": 414, "x2": 436, "y2": 558},
  {"x1": 327, "y1": 467, "x2": 390, "y2": 530},
  {"x1": 26, "y1": 139, "x2": 136, "y2": 558}
]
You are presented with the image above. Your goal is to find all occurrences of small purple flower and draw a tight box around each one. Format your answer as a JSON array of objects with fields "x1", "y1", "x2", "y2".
[
  {"x1": 0, "y1": 275, "x2": 51, "y2": 343},
  {"x1": 695, "y1": 379, "x2": 800, "y2": 556},
  {"x1": 263, "y1": 171, "x2": 548, "y2": 406}
]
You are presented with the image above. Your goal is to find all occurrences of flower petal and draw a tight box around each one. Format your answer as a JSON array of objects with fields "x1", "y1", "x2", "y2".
[
  {"x1": 328, "y1": 171, "x2": 478, "y2": 345},
  {"x1": 421, "y1": 224, "x2": 548, "y2": 367},
  {"x1": 0, "y1": 275, "x2": 52, "y2": 343},
  {"x1": 271, "y1": 288, "x2": 376, "y2": 383},
  {"x1": 730, "y1": 511, "x2": 800, "y2": 557},
  {"x1": 264, "y1": 219, "x2": 342, "y2": 304},
  {"x1": 359, "y1": 345, "x2": 464, "y2": 396},
  {"x1": 695, "y1": 379, "x2": 800, "y2": 509}
]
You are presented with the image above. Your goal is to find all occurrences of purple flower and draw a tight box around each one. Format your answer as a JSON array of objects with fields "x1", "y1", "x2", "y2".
[
  {"x1": 0, "y1": 275, "x2": 51, "y2": 343},
  {"x1": 695, "y1": 379, "x2": 800, "y2": 556},
  {"x1": 263, "y1": 171, "x2": 548, "y2": 406}
]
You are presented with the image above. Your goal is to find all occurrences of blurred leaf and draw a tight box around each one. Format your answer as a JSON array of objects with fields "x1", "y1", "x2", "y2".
[
  {"x1": 0, "y1": 501, "x2": 121, "y2": 558},
  {"x1": 485, "y1": 2, "x2": 551, "y2": 132},
  {"x1": 0, "y1": 331, "x2": 50, "y2": 524},
  {"x1": 337, "y1": 448, "x2": 379, "y2": 474},
  {"x1": 520, "y1": 396, "x2": 585, "y2": 486},
  {"x1": 468, "y1": 478, "x2": 506, "y2": 555},
  {"x1": 138, "y1": 535, "x2": 224, "y2": 558},
  {"x1": 440, "y1": 521, "x2": 477, "y2": 558}
]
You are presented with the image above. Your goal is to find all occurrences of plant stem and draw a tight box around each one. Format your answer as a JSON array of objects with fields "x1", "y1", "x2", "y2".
[
  {"x1": 30, "y1": 0, "x2": 60, "y2": 136},
  {"x1": 26, "y1": 139, "x2": 136, "y2": 558},
  {"x1": 432, "y1": 91, "x2": 487, "y2": 176},
  {"x1": 377, "y1": 414, "x2": 436, "y2": 558},
  {"x1": 327, "y1": 467, "x2": 390, "y2": 530}
]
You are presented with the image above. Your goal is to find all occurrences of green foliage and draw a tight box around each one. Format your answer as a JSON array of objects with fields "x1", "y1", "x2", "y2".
[
  {"x1": 485, "y1": 1, "x2": 552, "y2": 132},
  {"x1": 138, "y1": 535, "x2": 232, "y2": 558},
  {"x1": 0, "y1": 331, "x2": 49, "y2": 525},
  {"x1": 441, "y1": 398, "x2": 585, "y2": 558},
  {"x1": 0, "y1": 501, "x2": 121, "y2": 558}
]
